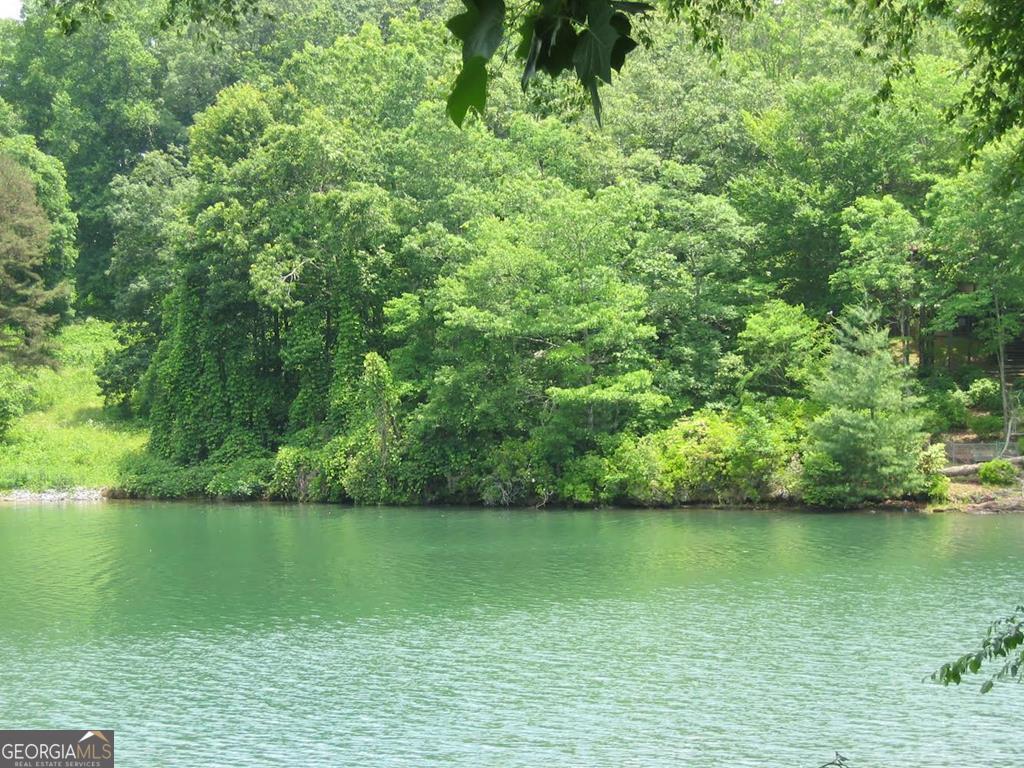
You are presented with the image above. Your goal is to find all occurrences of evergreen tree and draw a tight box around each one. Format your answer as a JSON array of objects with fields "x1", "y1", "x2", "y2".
[
  {"x1": 801, "y1": 305, "x2": 929, "y2": 507},
  {"x1": 0, "y1": 155, "x2": 64, "y2": 364}
]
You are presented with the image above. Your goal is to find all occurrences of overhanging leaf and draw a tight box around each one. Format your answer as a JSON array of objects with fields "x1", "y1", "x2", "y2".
[
  {"x1": 447, "y1": 56, "x2": 488, "y2": 127},
  {"x1": 447, "y1": 0, "x2": 507, "y2": 63},
  {"x1": 573, "y1": 0, "x2": 624, "y2": 124},
  {"x1": 520, "y1": 16, "x2": 578, "y2": 89},
  {"x1": 573, "y1": 0, "x2": 619, "y2": 87},
  {"x1": 610, "y1": 13, "x2": 637, "y2": 72}
]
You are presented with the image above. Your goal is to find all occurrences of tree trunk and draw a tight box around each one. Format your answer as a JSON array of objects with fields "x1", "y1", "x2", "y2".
[
  {"x1": 994, "y1": 294, "x2": 1014, "y2": 457},
  {"x1": 899, "y1": 309, "x2": 910, "y2": 366},
  {"x1": 941, "y1": 456, "x2": 1024, "y2": 477}
]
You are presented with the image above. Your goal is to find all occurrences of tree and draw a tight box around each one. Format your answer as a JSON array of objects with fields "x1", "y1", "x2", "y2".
[
  {"x1": 37, "y1": 0, "x2": 1024, "y2": 159},
  {"x1": 736, "y1": 300, "x2": 825, "y2": 398},
  {"x1": 401, "y1": 189, "x2": 668, "y2": 503},
  {"x1": 849, "y1": 0, "x2": 1024, "y2": 165},
  {"x1": 98, "y1": 149, "x2": 195, "y2": 410},
  {"x1": 0, "y1": 0, "x2": 404, "y2": 311},
  {"x1": 336, "y1": 351, "x2": 403, "y2": 502},
  {"x1": 801, "y1": 304, "x2": 930, "y2": 507},
  {"x1": 834, "y1": 195, "x2": 923, "y2": 365},
  {"x1": 628, "y1": 162, "x2": 761, "y2": 405},
  {"x1": 929, "y1": 133, "x2": 1024, "y2": 447},
  {"x1": 0, "y1": 155, "x2": 65, "y2": 364},
  {"x1": 729, "y1": 55, "x2": 961, "y2": 312},
  {"x1": 0, "y1": 98, "x2": 78, "y2": 319}
]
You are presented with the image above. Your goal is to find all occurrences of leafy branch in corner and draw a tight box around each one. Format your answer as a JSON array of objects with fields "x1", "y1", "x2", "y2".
[{"x1": 933, "y1": 605, "x2": 1024, "y2": 693}]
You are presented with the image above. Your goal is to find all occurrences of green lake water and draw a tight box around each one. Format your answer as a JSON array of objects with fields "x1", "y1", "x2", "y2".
[{"x1": 0, "y1": 502, "x2": 1022, "y2": 766}]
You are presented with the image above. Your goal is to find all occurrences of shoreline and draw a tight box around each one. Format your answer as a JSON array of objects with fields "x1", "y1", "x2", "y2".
[
  {"x1": 0, "y1": 488, "x2": 107, "y2": 502},
  {"x1": 1, "y1": 485, "x2": 1022, "y2": 514}
]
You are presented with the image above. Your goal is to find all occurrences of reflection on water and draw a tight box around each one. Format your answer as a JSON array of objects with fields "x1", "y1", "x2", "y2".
[{"x1": 0, "y1": 503, "x2": 1021, "y2": 766}]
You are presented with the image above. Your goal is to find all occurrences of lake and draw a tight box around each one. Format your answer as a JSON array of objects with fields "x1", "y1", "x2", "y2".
[{"x1": 0, "y1": 502, "x2": 1021, "y2": 766}]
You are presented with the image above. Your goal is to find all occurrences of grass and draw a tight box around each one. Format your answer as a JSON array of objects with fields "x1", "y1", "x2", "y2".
[{"x1": 0, "y1": 319, "x2": 149, "y2": 491}]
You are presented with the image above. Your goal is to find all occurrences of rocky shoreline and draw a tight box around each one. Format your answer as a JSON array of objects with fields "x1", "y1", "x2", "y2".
[
  {"x1": 933, "y1": 481, "x2": 1024, "y2": 515},
  {"x1": 0, "y1": 488, "x2": 107, "y2": 502}
]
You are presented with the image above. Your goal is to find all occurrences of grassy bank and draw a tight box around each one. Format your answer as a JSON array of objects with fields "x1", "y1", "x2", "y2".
[{"x1": 0, "y1": 320, "x2": 148, "y2": 492}]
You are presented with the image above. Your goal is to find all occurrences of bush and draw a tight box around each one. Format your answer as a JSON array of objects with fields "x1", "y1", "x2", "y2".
[
  {"x1": 601, "y1": 399, "x2": 807, "y2": 506},
  {"x1": 96, "y1": 336, "x2": 154, "y2": 413},
  {"x1": 978, "y1": 458, "x2": 1018, "y2": 487},
  {"x1": 269, "y1": 445, "x2": 319, "y2": 501},
  {"x1": 205, "y1": 456, "x2": 274, "y2": 499},
  {"x1": 115, "y1": 451, "x2": 216, "y2": 499},
  {"x1": 926, "y1": 473, "x2": 951, "y2": 502},
  {"x1": 0, "y1": 364, "x2": 31, "y2": 442},
  {"x1": 967, "y1": 412, "x2": 1004, "y2": 440},
  {"x1": 479, "y1": 438, "x2": 556, "y2": 506},
  {"x1": 918, "y1": 443, "x2": 951, "y2": 501},
  {"x1": 966, "y1": 378, "x2": 1002, "y2": 411},
  {"x1": 921, "y1": 382, "x2": 969, "y2": 434}
]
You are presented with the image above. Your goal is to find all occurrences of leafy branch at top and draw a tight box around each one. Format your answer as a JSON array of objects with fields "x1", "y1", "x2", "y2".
[{"x1": 447, "y1": 0, "x2": 650, "y2": 126}]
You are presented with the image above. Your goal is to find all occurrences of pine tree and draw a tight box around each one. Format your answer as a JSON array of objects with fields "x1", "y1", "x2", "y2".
[
  {"x1": 0, "y1": 155, "x2": 65, "y2": 365},
  {"x1": 801, "y1": 305, "x2": 929, "y2": 507}
]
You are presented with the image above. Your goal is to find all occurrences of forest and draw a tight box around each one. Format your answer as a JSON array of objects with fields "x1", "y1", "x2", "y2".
[{"x1": 0, "y1": 0, "x2": 1022, "y2": 508}]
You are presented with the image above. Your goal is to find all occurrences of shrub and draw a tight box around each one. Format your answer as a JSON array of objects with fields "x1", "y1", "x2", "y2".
[
  {"x1": 978, "y1": 458, "x2": 1018, "y2": 487},
  {"x1": 601, "y1": 399, "x2": 807, "y2": 506},
  {"x1": 206, "y1": 457, "x2": 274, "y2": 500},
  {"x1": 967, "y1": 413, "x2": 1004, "y2": 440},
  {"x1": 921, "y1": 384, "x2": 969, "y2": 434},
  {"x1": 268, "y1": 445, "x2": 323, "y2": 501},
  {"x1": 0, "y1": 364, "x2": 31, "y2": 442},
  {"x1": 965, "y1": 378, "x2": 1002, "y2": 411},
  {"x1": 115, "y1": 451, "x2": 216, "y2": 499},
  {"x1": 926, "y1": 473, "x2": 951, "y2": 502},
  {"x1": 96, "y1": 338, "x2": 153, "y2": 412},
  {"x1": 479, "y1": 438, "x2": 555, "y2": 506},
  {"x1": 918, "y1": 443, "x2": 951, "y2": 501},
  {"x1": 557, "y1": 453, "x2": 609, "y2": 506}
]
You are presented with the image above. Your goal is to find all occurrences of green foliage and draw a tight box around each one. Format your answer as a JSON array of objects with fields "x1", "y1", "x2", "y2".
[
  {"x1": 0, "y1": 320, "x2": 147, "y2": 490},
  {"x1": 921, "y1": 384, "x2": 968, "y2": 435},
  {"x1": 0, "y1": 1, "x2": 1004, "y2": 511},
  {"x1": 919, "y1": 443, "x2": 950, "y2": 502},
  {"x1": 852, "y1": 0, "x2": 1024, "y2": 159},
  {"x1": 0, "y1": 364, "x2": 31, "y2": 441},
  {"x1": 934, "y1": 605, "x2": 1024, "y2": 693},
  {"x1": 44, "y1": 0, "x2": 1024, "y2": 159},
  {"x1": 116, "y1": 451, "x2": 216, "y2": 499},
  {"x1": 0, "y1": 127, "x2": 78, "y2": 316},
  {"x1": 977, "y1": 458, "x2": 1018, "y2": 487},
  {"x1": 267, "y1": 445, "x2": 341, "y2": 502},
  {"x1": 336, "y1": 353, "x2": 404, "y2": 503},
  {"x1": 800, "y1": 306, "x2": 931, "y2": 507},
  {"x1": 0, "y1": 154, "x2": 69, "y2": 365},
  {"x1": 965, "y1": 378, "x2": 1001, "y2": 412},
  {"x1": 736, "y1": 300, "x2": 824, "y2": 397},
  {"x1": 205, "y1": 456, "x2": 274, "y2": 499},
  {"x1": 601, "y1": 399, "x2": 807, "y2": 506},
  {"x1": 966, "y1": 413, "x2": 1004, "y2": 441}
]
